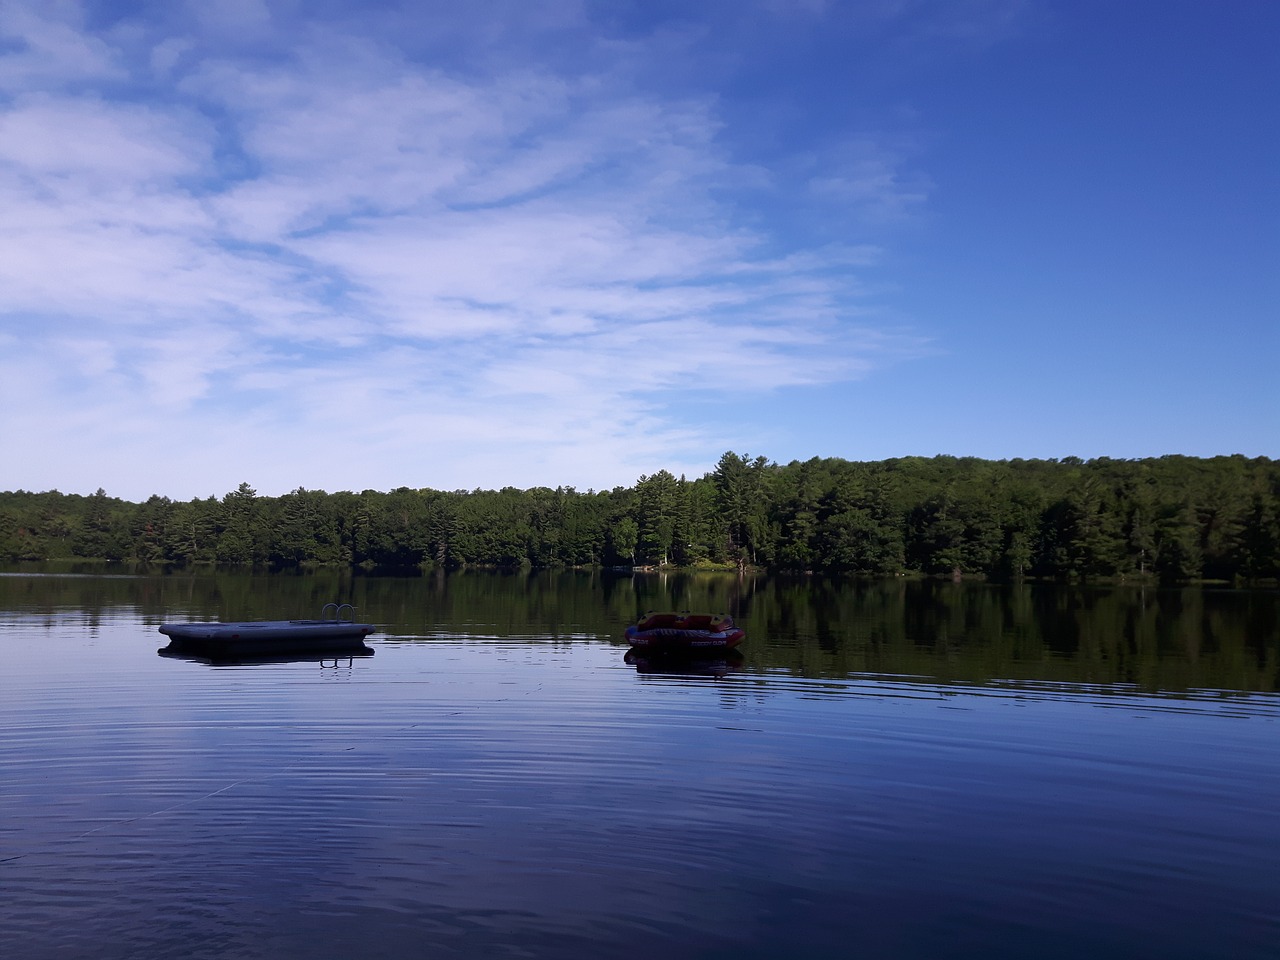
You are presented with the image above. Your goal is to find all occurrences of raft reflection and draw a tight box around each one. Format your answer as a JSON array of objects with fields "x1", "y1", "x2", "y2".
[{"x1": 624, "y1": 647, "x2": 744, "y2": 678}]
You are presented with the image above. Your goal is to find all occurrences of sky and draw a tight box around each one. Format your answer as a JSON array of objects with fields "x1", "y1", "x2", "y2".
[{"x1": 0, "y1": 0, "x2": 1276, "y2": 502}]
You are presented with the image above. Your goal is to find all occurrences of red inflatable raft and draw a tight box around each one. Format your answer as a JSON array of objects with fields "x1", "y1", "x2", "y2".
[{"x1": 624, "y1": 611, "x2": 745, "y2": 650}]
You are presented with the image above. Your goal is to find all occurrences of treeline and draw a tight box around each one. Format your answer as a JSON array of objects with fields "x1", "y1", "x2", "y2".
[{"x1": 2, "y1": 453, "x2": 1277, "y2": 582}]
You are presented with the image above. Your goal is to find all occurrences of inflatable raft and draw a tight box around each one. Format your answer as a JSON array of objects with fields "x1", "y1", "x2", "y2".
[
  {"x1": 158, "y1": 603, "x2": 375, "y2": 657},
  {"x1": 624, "y1": 611, "x2": 745, "y2": 650}
]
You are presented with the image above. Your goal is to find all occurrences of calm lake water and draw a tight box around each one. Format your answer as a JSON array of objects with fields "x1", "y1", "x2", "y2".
[{"x1": 2, "y1": 568, "x2": 1278, "y2": 959}]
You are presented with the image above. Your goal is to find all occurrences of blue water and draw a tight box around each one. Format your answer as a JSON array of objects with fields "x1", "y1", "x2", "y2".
[{"x1": 2, "y1": 579, "x2": 1279, "y2": 959}]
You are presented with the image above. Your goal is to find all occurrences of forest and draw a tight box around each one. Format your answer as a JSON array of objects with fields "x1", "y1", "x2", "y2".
[{"x1": 1, "y1": 454, "x2": 1277, "y2": 583}]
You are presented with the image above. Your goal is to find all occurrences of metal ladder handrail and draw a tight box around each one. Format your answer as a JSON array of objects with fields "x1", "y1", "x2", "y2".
[{"x1": 320, "y1": 602, "x2": 357, "y2": 623}]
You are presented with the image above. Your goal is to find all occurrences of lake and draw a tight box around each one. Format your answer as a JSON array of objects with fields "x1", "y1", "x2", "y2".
[{"x1": 2, "y1": 568, "x2": 1278, "y2": 959}]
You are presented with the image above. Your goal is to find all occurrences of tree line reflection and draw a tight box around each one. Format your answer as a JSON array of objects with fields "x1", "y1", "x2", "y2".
[{"x1": 1, "y1": 567, "x2": 1275, "y2": 695}]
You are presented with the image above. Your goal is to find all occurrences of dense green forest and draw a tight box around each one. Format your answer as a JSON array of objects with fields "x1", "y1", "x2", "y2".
[{"x1": 2, "y1": 454, "x2": 1277, "y2": 582}]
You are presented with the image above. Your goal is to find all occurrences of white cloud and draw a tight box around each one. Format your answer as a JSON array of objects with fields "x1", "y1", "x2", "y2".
[
  {"x1": 150, "y1": 36, "x2": 193, "y2": 76},
  {"x1": 0, "y1": 1, "x2": 928, "y2": 500},
  {"x1": 0, "y1": 1, "x2": 124, "y2": 91},
  {"x1": 0, "y1": 95, "x2": 203, "y2": 181},
  {"x1": 186, "y1": 0, "x2": 274, "y2": 41}
]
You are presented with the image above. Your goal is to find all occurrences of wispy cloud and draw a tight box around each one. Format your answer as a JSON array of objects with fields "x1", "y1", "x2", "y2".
[
  {"x1": 0, "y1": 1, "x2": 124, "y2": 90},
  {"x1": 0, "y1": 0, "x2": 930, "y2": 499}
]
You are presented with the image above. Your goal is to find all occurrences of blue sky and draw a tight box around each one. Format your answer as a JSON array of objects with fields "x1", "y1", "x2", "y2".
[{"x1": 1, "y1": 0, "x2": 1275, "y2": 501}]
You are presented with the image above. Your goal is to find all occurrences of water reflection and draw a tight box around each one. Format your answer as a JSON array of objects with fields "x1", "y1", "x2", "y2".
[
  {"x1": 624, "y1": 648, "x2": 745, "y2": 679},
  {"x1": 1, "y1": 566, "x2": 1277, "y2": 697},
  {"x1": 157, "y1": 643, "x2": 375, "y2": 667},
  {"x1": 3, "y1": 569, "x2": 1280, "y2": 959}
]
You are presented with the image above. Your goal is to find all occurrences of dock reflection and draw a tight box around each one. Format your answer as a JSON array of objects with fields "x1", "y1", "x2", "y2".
[{"x1": 157, "y1": 643, "x2": 375, "y2": 667}]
